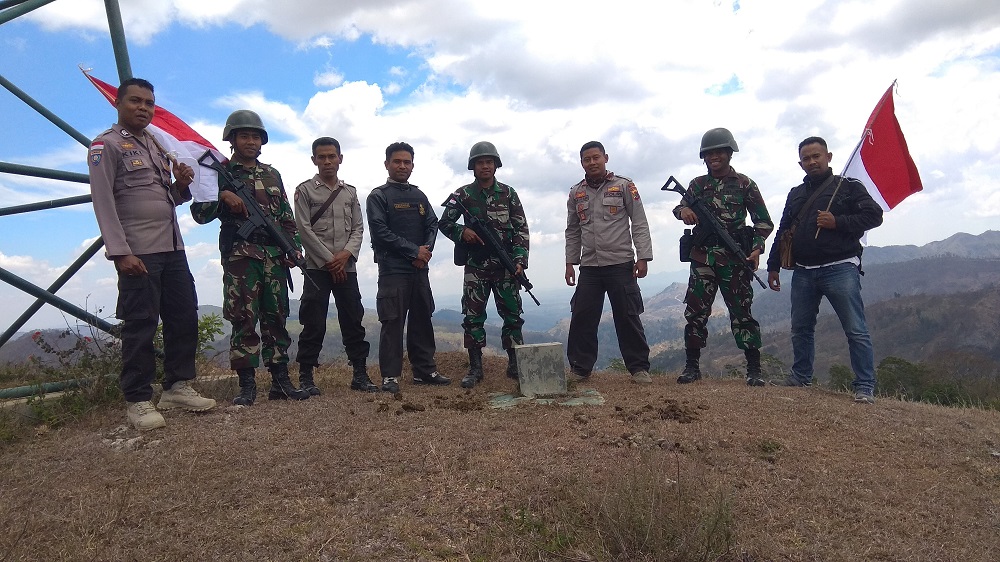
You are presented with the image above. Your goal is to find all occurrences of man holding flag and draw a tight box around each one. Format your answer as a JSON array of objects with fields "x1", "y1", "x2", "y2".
[
  {"x1": 766, "y1": 136, "x2": 883, "y2": 403},
  {"x1": 766, "y1": 84, "x2": 922, "y2": 403},
  {"x1": 89, "y1": 77, "x2": 217, "y2": 431}
]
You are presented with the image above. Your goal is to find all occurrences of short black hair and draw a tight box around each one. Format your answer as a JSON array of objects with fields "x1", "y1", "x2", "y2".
[
  {"x1": 312, "y1": 137, "x2": 341, "y2": 156},
  {"x1": 798, "y1": 136, "x2": 828, "y2": 152},
  {"x1": 579, "y1": 140, "x2": 605, "y2": 157},
  {"x1": 385, "y1": 141, "x2": 414, "y2": 161},
  {"x1": 116, "y1": 78, "x2": 154, "y2": 103}
]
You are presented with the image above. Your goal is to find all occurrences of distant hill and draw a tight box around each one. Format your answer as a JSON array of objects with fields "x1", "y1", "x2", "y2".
[
  {"x1": 5, "y1": 231, "x2": 1000, "y2": 374},
  {"x1": 864, "y1": 230, "x2": 1000, "y2": 264}
]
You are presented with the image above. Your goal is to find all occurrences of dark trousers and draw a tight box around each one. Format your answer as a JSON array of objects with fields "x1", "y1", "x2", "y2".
[
  {"x1": 567, "y1": 262, "x2": 650, "y2": 375},
  {"x1": 296, "y1": 269, "x2": 370, "y2": 366},
  {"x1": 375, "y1": 270, "x2": 437, "y2": 379},
  {"x1": 116, "y1": 250, "x2": 198, "y2": 402}
]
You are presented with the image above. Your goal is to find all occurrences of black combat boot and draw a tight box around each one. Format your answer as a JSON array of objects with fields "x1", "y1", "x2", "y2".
[
  {"x1": 298, "y1": 363, "x2": 321, "y2": 396},
  {"x1": 676, "y1": 348, "x2": 702, "y2": 384},
  {"x1": 506, "y1": 347, "x2": 519, "y2": 380},
  {"x1": 268, "y1": 363, "x2": 310, "y2": 400},
  {"x1": 233, "y1": 368, "x2": 257, "y2": 406},
  {"x1": 349, "y1": 360, "x2": 379, "y2": 392},
  {"x1": 745, "y1": 348, "x2": 765, "y2": 387},
  {"x1": 461, "y1": 347, "x2": 484, "y2": 388}
]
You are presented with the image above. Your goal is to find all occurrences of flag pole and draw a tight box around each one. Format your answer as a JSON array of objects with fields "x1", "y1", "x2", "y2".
[{"x1": 815, "y1": 80, "x2": 897, "y2": 238}]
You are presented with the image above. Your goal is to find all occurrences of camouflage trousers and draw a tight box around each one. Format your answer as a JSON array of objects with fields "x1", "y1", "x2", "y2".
[
  {"x1": 223, "y1": 253, "x2": 291, "y2": 370},
  {"x1": 462, "y1": 266, "x2": 524, "y2": 350},
  {"x1": 683, "y1": 260, "x2": 761, "y2": 351}
]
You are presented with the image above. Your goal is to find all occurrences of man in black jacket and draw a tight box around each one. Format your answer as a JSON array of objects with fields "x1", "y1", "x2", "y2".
[
  {"x1": 766, "y1": 136, "x2": 883, "y2": 403},
  {"x1": 366, "y1": 142, "x2": 451, "y2": 393}
]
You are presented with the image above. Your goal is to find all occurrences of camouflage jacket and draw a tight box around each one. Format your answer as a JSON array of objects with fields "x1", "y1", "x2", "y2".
[
  {"x1": 672, "y1": 167, "x2": 773, "y2": 266},
  {"x1": 439, "y1": 180, "x2": 529, "y2": 270},
  {"x1": 191, "y1": 160, "x2": 301, "y2": 260}
]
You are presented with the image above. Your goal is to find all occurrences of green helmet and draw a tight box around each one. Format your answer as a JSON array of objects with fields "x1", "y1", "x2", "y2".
[
  {"x1": 699, "y1": 127, "x2": 738, "y2": 158},
  {"x1": 467, "y1": 141, "x2": 502, "y2": 170},
  {"x1": 223, "y1": 110, "x2": 268, "y2": 144}
]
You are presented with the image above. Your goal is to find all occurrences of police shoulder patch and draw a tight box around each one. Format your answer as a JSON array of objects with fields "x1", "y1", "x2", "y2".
[{"x1": 89, "y1": 141, "x2": 104, "y2": 166}]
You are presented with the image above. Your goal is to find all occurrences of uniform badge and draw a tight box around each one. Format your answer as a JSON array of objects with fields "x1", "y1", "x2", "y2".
[
  {"x1": 119, "y1": 129, "x2": 132, "y2": 138},
  {"x1": 574, "y1": 190, "x2": 588, "y2": 199},
  {"x1": 419, "y1": 203, "x2": 425, "y2": 216},
  {"x1": 628, "y1": 184, "x2": 640, "y2": 200},
  {"x1": 609, "y1": 206, "x2": 619, "y2": 215},
  {"x1": 131, "y1": 159, "x2": 144, "y2": 167},
  {"x1": 119, "y1": 141, "x2": 135, "y2": 149},
  {"x1": 606, "y1": 186, "x2": 622, "y2": 193},
  {"x1": 89, "y1": 142, "x2": 104, "y2": 166}
]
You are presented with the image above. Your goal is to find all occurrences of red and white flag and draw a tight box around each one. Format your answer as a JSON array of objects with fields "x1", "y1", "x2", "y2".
[
  {"x1": 84, "y1": 71, "x2": 224, "y2": 202},
  {"x1": 843, "y1": 82, "x2": 923, "y2": 211}
]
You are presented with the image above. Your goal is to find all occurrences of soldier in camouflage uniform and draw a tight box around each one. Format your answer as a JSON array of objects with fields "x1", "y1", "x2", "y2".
[
  {"x1": 191, "y1": 110, "x2": 310, "y2": 404},
  {"x1": 439, "y1": 141, "x2": 529, "y2": 388},
  {"x1": 673, "y1": 128, "x2": 773, "y2": 386}
]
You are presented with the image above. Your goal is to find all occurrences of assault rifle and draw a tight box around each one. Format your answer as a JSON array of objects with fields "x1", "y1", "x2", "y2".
[
  {"x1": 197, "y1": 150, "x2": 316, "y2": 292},
  {"x1": 441, "y1": 194, "x2": 540, "y2": 306},
  {"x1": 661, "y1": 175, "x2": 767, "y2": 289}
]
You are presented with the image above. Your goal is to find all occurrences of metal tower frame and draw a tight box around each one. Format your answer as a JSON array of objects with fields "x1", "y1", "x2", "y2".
[{"x1": 0, "y1": 0, "x2": 133, "y2": 349}]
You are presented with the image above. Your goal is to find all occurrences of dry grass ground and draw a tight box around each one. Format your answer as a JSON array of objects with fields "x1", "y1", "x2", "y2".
[{"x1": 1, "y1": 351, "x2": 999, "y2": 561}]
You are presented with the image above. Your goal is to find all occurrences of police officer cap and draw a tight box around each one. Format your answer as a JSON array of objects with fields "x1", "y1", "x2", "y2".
[
  {"x1": 468, "y1": 141, "x2": 502, "y2": 170},
  {"x1": 699, "y1": 127, "x2": 739, "y2": 158},
  {"x1": 223, "y1": 109, "x2": 268, "y2": 145}
]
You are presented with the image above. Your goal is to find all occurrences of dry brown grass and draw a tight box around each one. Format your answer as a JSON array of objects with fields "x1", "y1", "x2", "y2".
[{"x1": 2, "y1": 351, "x2": 999, "y2": 561}]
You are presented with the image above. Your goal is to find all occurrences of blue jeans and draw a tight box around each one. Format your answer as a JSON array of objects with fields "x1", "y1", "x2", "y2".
[{"x1": 789, "y1": 262, "x2": 875, "y2": 393}]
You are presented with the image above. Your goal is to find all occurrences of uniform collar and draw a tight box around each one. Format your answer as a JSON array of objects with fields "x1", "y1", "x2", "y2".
[
  {"x1": 386, "y1": 178, "x2": 412, "y2": 189},
  {"x1": 583, "y1": 170, "x2": 614, "y2": 188},
  {"x1": 313, "y1": 174, "x2": 344, "y2": 190}
]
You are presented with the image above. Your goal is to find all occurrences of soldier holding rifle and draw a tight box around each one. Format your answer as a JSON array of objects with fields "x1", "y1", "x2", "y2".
[
  {"x1": 192, "y1": 110, "x2": 309, "y2": 405},
  {"x1": 439, "y1": 141, "x2": 530, "y2": 388},
  {"x1": 671, "y1": 128, "x2": 773, "y2": 387}
]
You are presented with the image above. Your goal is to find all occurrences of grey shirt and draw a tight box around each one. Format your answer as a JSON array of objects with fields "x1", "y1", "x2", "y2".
[
  {"x1": 88, "y1": 124, "x2": 190, "y2": 259},
  {"x1": 565, "y1": 171, "x2": 653, "y2": 266},
  {"x1": 293, "y1": 174, "x2": 363, "y2": 272}
]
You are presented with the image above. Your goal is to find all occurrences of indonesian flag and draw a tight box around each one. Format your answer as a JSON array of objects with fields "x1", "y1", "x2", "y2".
[
  {"x1": 843, "y1": 82, "x2": 923, "y2": 211},
  {"x1": 84, "y1": 70, "x2": 223, "y2": 202}
]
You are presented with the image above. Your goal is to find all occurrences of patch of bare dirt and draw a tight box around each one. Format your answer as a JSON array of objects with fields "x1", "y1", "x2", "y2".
[{"x1": 1, "y1": 351, "x2": 999, "y2": 561}]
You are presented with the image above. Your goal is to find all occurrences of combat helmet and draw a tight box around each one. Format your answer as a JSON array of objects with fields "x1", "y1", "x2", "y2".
[
  {"x1": 223, "y1": 110, "x2": 268, "y2": 144},
  {"x1": 467, "y1": 141, "x2": 502, "y2": 170},
  {"x1": 699, "y1": 127, "x2": 738, "y2": 158}
]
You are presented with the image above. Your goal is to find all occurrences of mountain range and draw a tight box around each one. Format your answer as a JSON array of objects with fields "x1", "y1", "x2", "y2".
[{"x1": 4, "y1": 230, "x2": 999, "y2": 385}]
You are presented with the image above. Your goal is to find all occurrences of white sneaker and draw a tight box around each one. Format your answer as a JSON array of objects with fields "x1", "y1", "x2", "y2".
[
  {"x1": 126, "y1": 401, "x2": 166, "y2": 431},
  {"x1": 158, "y1": 381, "x2": 217, "y2": 412}
]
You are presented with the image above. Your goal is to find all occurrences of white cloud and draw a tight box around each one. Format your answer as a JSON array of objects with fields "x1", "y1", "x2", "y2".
[{"x1": 314, "y1": 70, "x2": 344, "y2": 88}]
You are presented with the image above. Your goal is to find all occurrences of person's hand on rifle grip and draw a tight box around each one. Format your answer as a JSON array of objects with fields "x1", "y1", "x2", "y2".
[
  {"x1": 461, "y1": 227, "x2": 484, "y2": 245},
  {"x1": 220, "y1": 191, "x2": 248, "y2": 217},
  {"x1": 679, "y1": 207, "x2": 698, "y2": 225}
]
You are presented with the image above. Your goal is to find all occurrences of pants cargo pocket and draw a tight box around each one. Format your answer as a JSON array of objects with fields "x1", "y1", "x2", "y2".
[
  {"x1": 116, "y1": 274, "x2": 154, "y2": 321},
  {"x1": 376, "y1": 286, "x2": 399, "y2": 323},
  {"x1": 625, "y1": 284, "x2": 644, "y2": 316}
]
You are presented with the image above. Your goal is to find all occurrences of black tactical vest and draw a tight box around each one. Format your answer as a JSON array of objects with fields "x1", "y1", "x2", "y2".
[{"x1": 374, "y1": 184, "x2": 429, "y2": 261}]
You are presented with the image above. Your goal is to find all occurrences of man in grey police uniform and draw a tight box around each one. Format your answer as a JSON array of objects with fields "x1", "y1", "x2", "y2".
[
  {"x1": 564, "y1": 140, "x2": 654, "y2": 384},
  {"x1": 89, "y1": 77, "x2": 216, "y2": 431},
  {"x1": 293, "y1": 136, "x2": 379, "y2": 394}
]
